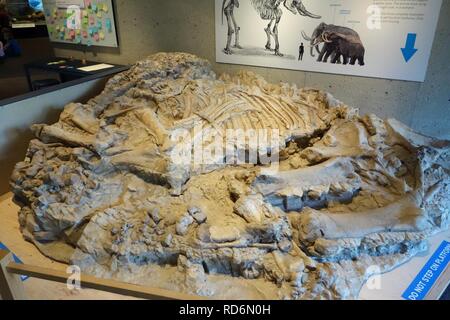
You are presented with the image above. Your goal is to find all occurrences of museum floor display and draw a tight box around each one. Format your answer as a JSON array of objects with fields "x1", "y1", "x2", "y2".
[{"x1": 6, "y1": 53, "x2": 450, "y2": 300}]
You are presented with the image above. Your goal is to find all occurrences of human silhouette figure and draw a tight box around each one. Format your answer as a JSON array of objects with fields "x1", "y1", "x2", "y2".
[{"x1": 299, "y1": 43, "x2": 305, "y2": 61}]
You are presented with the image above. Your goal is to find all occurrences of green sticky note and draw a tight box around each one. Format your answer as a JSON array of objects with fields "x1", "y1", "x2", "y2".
[{"x1": 106, "y1": 18, "x2": 112, "y2": 32}]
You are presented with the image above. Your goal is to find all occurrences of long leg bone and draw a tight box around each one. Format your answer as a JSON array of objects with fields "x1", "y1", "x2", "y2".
[
  {"x1": 273, "y1": 17, "x2": 283, "y2": 56},
  {"x1": 224, "y1": 6, "x2": 235, "y2": 54},
  {"x1": 265, "y1": 20, "x2": 274, "y2": 50},
  {"x1": 297, "y1": 195, "x2": 432, "y2": 244},
  {"x1": 231, "y1": 9, "x2": 242, "y2": 49}
]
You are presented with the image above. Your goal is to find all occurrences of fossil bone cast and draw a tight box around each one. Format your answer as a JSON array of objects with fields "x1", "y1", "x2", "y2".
[{"x1": 10, "y1": 53, "x2": 450, "y2": 300}]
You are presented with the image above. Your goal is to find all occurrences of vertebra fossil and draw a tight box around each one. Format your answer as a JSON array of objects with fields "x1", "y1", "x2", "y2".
[{"x1": 11, "y1": 53, "x2": 450, "y2": 300}]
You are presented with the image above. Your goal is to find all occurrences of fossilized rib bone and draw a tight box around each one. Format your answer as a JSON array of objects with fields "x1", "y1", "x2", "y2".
[{"x1": 10, "y1": 53, "x2": 450, "y2": 300}]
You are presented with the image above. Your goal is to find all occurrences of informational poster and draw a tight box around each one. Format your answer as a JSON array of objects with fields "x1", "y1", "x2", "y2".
[
  {"x1": 215, "y1": 0, "x2": 443, "y2": 82},
  {"x1": 42, "y1": 0, "x2": 118, "y2": 48}
]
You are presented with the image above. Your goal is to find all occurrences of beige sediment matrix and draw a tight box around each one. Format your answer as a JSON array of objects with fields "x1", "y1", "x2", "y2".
[{"x1": 10, "y1": 53, "x2": 450, "y2": 299}]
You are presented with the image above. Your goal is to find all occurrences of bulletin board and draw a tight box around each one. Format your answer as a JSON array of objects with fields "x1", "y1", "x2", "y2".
[{"x1": 42, "y1": 0, "x2": 118, "y2": 48}]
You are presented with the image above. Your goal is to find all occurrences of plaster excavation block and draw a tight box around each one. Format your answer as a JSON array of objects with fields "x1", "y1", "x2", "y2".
[
  {"x1": 10, "y1": 53, "x2": 450, "y2": 300},
  {"x1": 254, "y1": 157, "x2": 361, "y2": 212}
]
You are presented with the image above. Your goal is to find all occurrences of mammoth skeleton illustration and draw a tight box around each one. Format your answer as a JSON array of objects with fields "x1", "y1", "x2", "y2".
[
  {"x1": 302, "y1": 23, "x2": 366, "y2": 66},
  {"x1": 222, "y1": 0, "x2": 243, "y2": 55},
  {"x1": 223, "y1": 0, "x2": 321, "y2": 56}
]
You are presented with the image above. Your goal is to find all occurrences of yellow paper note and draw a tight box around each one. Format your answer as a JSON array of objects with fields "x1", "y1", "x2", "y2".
[
  {"x1": 99, "y1": 31, "x2": 105, "y2": 40},
  {"x1": 76, "y1": 29, "x2": 81, "y2": 35},
  {"x1": 103, "y1": 4, "x2": 108, "y2": 12},
  {"x1": 97, "y1": 11, "x2": 102, "y2": 18}
]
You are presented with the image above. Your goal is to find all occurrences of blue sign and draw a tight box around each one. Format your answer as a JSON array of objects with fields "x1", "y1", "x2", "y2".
[
  {"x1": 402, "y1": 241, "x2": 450, "y2": 300},
  {"x1": 0, "y1": 242, "x2": 29, "y2": 281}
]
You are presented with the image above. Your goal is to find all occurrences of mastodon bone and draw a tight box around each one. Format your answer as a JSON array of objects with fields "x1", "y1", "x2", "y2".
[
  {"x1": 297, "y1": 195, "x2": 433, "y2": 244},
  {"x1": 253, "y1": 157, "x2": 361, "y2": 211},
  {"x1": 301, "y1": 120, "x2": 375, "y2": 163}
]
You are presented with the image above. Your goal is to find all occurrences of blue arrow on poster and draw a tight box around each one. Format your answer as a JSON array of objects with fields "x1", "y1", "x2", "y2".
[
  {"x1": 401, "y1": 33, "x2": 418, "y2": 63},
  {"x1": 0, "y1": 242, "x2": 29, "y2": 281}
]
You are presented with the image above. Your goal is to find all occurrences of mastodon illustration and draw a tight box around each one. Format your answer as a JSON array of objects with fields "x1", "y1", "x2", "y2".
[
  {"x1": 223, "y1": 0, "x2": 320, "y2": 56},
  {"x1": 222, "y1": 0, "x2": 243, "y2": 55},
  {"x1": 302, "y1": 23, "x2": 366, "y2": 66}
]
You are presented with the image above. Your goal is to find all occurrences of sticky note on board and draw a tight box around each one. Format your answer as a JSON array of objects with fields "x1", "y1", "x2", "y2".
[
  {"x1": 82, "y1": 10, "x2": 88, "y2": 17},
  {"x1": 97, "y1": 21, "x2": 102, "y2": 29},
  {"x1": 99, "y1": 31, "x2": 105, "y2": 40},
  {"x1": 89, "y1": 15, "x2": 95, "y2": 25},
  {"x1": 92, "y1": 4, "x2": 97, "y2": 12},
  {"x1": 102, "y1": 3, "x2": 108, "y2": 12},
  {"x1": 82, "y1": 30, "x2": 88, "y2": 38},
  {"x1": 76, "y1": 37, "x2": 82, "y2": 44},
  {"x1": 89, "y1": 27, "x2": 94, "y2": 36},
  {"x1": 76, "y1": 29, "x2": 81, "y2": 35},
  {"x1": 94, "y1": 33, "x2": 99, "y2": 42},
  {"x1": 85, "y1": 0, "x2": 92, "y2": 8},
  {"x1": 105, "y1": 18, "x2": 112, "y2": 32},
  {"x1": 87, "y1": 40, "x2": 92, "y2": 47},
  {"x1": 96, "y1": 11, "x2": 102, "y2": 18}
]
